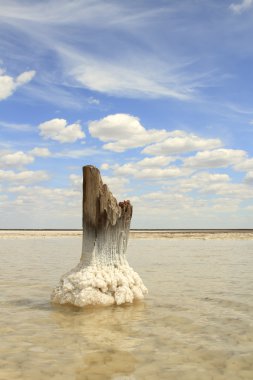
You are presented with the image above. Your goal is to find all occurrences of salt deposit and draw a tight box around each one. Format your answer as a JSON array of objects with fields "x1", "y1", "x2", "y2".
[{"x1": 51, "y1": 166, "x2": 147, "y2": 306}]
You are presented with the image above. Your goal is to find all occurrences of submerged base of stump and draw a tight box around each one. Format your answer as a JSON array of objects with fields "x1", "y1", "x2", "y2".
[
  {"x1": 51, "y1": 262, "x2": 147, "y2": 307},
  {"x1": 51, "y1": 165, "x2": 147, "y2": 307}
]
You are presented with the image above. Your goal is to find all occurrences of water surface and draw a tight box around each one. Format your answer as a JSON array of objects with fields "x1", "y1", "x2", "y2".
[{"x1": 0, "y1": 238, "x2": 253, "y2": 379}]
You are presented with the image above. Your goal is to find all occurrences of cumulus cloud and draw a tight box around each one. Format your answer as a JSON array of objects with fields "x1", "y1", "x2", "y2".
[
  {"x1": 159, "y1": 171, "x2": 253, "y2": 203},
  {"x1": 69, "y1": 173, "x2": 129, "y2": 199},
  {"x1": 0, "y1": 151, "x2": 34, "y2": 168},
  {"x1": 29, "y1": 147, "x2": 51, "y2": 157},
  {"x1": 244, "y1": 171, "x2": 253, "y2": 184},
  {"x1": 133, "y1": 156, "x2": 177, "y2": 168},
  {"x1": 229, "y1": 0, "x2": 253, "y2": 14},
  {"x1": 129, "y1": 174, "x2": 251, "y2": 227},
  {"x1": 39, "y1": 118, "x2": 85, "y2": 143},
  {"x1": 114, "y1": 163, "x2": 186, "y2": 179},
  {"x1": 0, "y1": 148, "x2": 51, "y2": 169},
  {"x1": 234, "y1": 157, "x2": 253, "y2": 171},
  {"x1": 0, "y1": 193, "x2": 8, "y2": 203},
  {"x1": 9, "y1": 185, "x2": 79, "y2": 199},
  {"x1": 118, "y1": 165, "x2": 185, "y2": 179},
  {"x1": 102, "y1": 176, "x2": 130, "y2": 197},
  {"x1": 5, "y1": 185, "x2": 81, "y2": 215},
  {"x1": 69, "y1": 174, "x2": 82, "y2": 188},
  {"x1": 0, "y1": 69, "x2": 36, "y2": 100},
  {"x1": 200, "y1": 182, "x2": 253, "y2": 198},
  {"x1": 88, "y1": 113, "x2": 167, "y2": 152},
  {"x1": 0, "y1": 170, "x2": 49, "y2": 184},
  {"x1": 104, "y1": 156, "x2": 176, "y2": 171},
  {"x1": 184, "y1": 149, "x2": 247, "y2": 168},
  {"x1": 192, "y1": 172, "x2": 230, "y2": 183},
  {"x1": 107, "y1": 156, "x2": 187, "y2": 180},
  {"x1": 142, "y1": 130, "x2": 222, "y2": 155},
  {"x1": 173, "y1": 172, "x2": 231, "y2": 194},
  {"x1": 53, "y1": 148, "x2": 99, "y2": 158},
  {"x1": 141, "y1": 191, "x2": 192, "y2": 205}
]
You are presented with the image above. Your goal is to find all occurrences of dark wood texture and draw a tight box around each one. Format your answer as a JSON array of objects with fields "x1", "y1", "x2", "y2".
[{"x1": 81, "y1": 165, "x2": 132, "y2": 266}]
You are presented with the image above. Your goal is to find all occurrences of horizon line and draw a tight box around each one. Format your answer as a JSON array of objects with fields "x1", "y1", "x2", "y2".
[{"x1": 1, "y1": 228, "x2": 253, "y2": 232}]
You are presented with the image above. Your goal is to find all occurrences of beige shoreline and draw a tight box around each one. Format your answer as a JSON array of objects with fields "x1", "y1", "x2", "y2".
[{"x1": 0, "y1": 230, "x2": 253, "y2": 239}]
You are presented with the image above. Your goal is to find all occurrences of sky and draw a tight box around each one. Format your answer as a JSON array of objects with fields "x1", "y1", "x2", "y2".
[{"x1": 0, "y1": 0, "x2": 253, "y2": 229}]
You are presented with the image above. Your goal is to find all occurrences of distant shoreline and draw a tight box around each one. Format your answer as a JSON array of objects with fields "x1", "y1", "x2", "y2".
[
  {"x1": 0, "y1": 229, "x2": 253, "y2": 239},
  {"x1": 0, "y1": 228, "x2": 253, "y2": 232}
]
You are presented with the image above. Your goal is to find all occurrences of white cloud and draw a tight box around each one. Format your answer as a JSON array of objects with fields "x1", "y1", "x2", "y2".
[
  {"x1": 69, "y1": 55, "x2": 195, "y2": 100},
  {"x1": 244, "y1": 171, "x2": 253, "y2": 184},
  {"x1": 142, "y1": 130, "x2": 222, "y2": 155},
  {"x1": 245, "y1": 205, "x2": 253, "y2": 211},
  {"x1": 134, "y1": 156, "x2": 176, "y2": 168},
  {"x1": 0, "y1": 170, "x2": 49, "y2": 184},
  {"x1": 1, "y1": 183, "x2": 82, "y2": 228},
  {"x1": 0, "y1": 151, "x2": 34, "y2": 168},
  {"x1": 0, "y1": 194, "x2": 8, "y2": 202},
  {"x1": 107, "y1": 156, "x2": 187, "y2": 180},
  {"x1": 69, "y1": 174, "x2": 82, "y2": 188},
  {"x1": 102, "y1": 175, "x2": 129, "y2": 197},
  {"x1": 0, "y1": 148, "x2": 51, "y2": 170},
  {"x1": 8, "y1": 186, "x2": 27, "y2": 193},
  {"x1": 166, "y1": 172, "x2": 251, "y2": 199},
  {"x1": 200, "y1": 182, "x2": 253, "y2": 199},
  {"x1": 39, "y1": 118, "x2": 85, "y2": 143},
  {"x1": 129, "y1": 179, "x2": 251, "y2": 227},
  {"x1": 88, "y1": 113, "x2": 168, "y2": 152},
  {"x1": 16, "y1": 71, "x2": 35, "y2": 85},
  {"x1": 5, "y1": 185, "x2": 81, "y2": 214},
  {"x1": 176, "y1": 172, "x2": 231, "y2": 192},
  {"x1": 0, "y1": 121, "x2": 33, "y2": 132},
  {"x1": 211, "y1": 198, "x2": 241, "y2": 212},
  {"x1": 0, "y1": 69, "x2": 35, "y2": 100},
  {"x1": 101, "y1": 163, "x2": 110, "y2": 170},
  {"x1": 114, "y1": 163, "x2": 186, "y2": 180},
  {"x1": 135, "y1": 167, "x2": 180, "y2": 179},
  {"x1": 234, "y1": 157, "x2": 253, "y2": 171},
  {"x1": 30, "y1": 147, "x2": 51, "y2": 157},
  {"x1": 104, "y1": 156, "x2": 176, "y2": 172},
  {"x1": 192, "y1": 172, "x2": 231, "y2": 183},
  {"x1": 0, "y1": 1, "x2": 221, "y2": 103},
  {"x1": 8, "y1": 184, "x2": 80, "y2": 204},
  {"x1": 141, "y1": 191, "x2": 193, "y2": 206},
  {"x1": 69, "y1": 173, "x2": 129, "y2": 199},
  {"x1": 159, "y1": 171, "x2": 253, "y2": 204},
  {"x1": 229, "y1": 0, "x2": 253, "y2": 14},
  {"x1": 175, "y1": 172, "x2": 232, "y2": 195},
  {"x1": 184, "y1": 149, "x2": 247, "y2": 168},
  {"x1": 137, "y1": 167, "x2": 186, "y2": 179},
  {"x1": 53, "y1": 148, "x2": 99, "y2": 158},
  {"x1": 87, "y1": 96, "x2": 100, "y2": 105}
]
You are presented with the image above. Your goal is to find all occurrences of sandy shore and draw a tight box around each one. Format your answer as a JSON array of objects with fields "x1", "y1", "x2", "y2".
[{"x1": 0, "y1": 230, "x2": 253, "y2": 239}]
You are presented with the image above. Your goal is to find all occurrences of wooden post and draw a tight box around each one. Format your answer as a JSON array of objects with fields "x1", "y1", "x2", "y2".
[
  {"x1": 51, "y1": 165, "x2": 147, "y2": 307},
  {"x1": 81, "y1": 165, "x2": 132, "y2": 267}
]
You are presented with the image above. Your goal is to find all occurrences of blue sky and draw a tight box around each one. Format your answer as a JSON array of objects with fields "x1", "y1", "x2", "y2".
[{"x1": 0, "y1": 0, "x2": 253, "y2": 228}]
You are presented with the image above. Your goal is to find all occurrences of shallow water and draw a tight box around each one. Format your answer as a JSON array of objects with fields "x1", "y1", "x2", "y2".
[{"x1": 0, "y1": 238, "x2": 253, "y2": 380}]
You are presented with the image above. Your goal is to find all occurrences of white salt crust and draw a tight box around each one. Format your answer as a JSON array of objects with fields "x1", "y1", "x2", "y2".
[{"x1": 51, "y1": 263, "x2": 148, "y2": 307}]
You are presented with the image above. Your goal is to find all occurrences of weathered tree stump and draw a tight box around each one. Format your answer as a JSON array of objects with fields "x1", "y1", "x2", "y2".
[{"x1": 51, "y1": 165, "x2": 147, "y2": 306}]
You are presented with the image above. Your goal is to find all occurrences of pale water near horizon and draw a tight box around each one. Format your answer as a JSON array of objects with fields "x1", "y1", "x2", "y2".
[{"x1": 0, "y1": 238, "x2": 253, "y2": 379}]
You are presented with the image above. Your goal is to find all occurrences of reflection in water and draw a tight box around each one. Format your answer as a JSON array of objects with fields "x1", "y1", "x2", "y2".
[
  {"x1": 51, "y1": 303, "x2": 146, "y2": 379},
  {"x1": 76, "y1": 350, "x2": 136, "y2": 380},
  {"x1": 1, "y1": 238, "x2": 253, "y2": 379}
]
